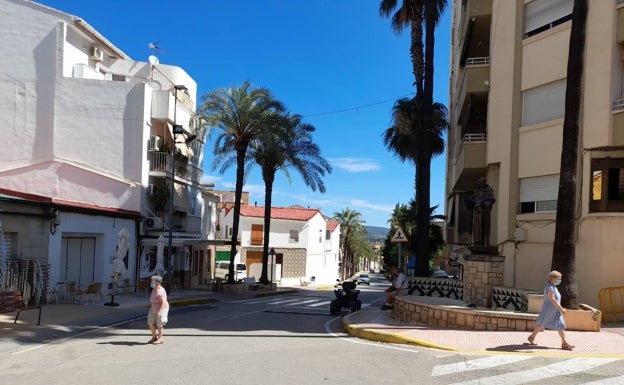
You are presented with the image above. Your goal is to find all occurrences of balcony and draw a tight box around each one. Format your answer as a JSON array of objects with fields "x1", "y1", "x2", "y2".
[
  {"x1": 151, "y1": 90, "x2": 194, "y2": 122},
  {"x1": 455, "y1": 57, "x2": 490, "y2": 124},
  {"x1": 457, "y1": 0, "x2": 492, "y2": 64},
  {"x1": 450, "y1": 133, "x2": 487, "y2": 191},
  {"x1": 613, "y1": 99, "x2": 624, "y2": 146},
  {"x1": 148, "y1": 152, "x2": 202, "y2": 180}
]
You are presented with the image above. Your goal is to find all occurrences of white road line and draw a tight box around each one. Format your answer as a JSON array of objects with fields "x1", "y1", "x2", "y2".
[
  {"x1": 308, "y1": 300, "x2": 331, "y2": 307},
  {"x1": 582, "y1": 374, "x2": 624, "y2": 384},
  {"x1": 446, "y1": 358, "x2": 619, "y2": 385},
  {"x1": 432, "y1": 355, "x2": 533, "y2": 376}
]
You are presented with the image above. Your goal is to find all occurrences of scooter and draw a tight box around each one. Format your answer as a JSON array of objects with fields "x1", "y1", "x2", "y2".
[{"x1": 329, "y1": 280, "x2": 362, "y2": 315}]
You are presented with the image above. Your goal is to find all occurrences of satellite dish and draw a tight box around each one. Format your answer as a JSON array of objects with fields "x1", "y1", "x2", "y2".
[{"x1": 148, "y1": 55, "x2": 159, "y2": 66}]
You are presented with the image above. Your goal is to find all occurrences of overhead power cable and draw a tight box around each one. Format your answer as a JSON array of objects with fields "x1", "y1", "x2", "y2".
[{"x1": 302, "y1": 92, "x2": 415, "y2": 118}]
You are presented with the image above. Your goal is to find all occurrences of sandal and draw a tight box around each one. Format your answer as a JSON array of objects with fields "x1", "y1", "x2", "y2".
[
  {"x1": 147, "y1": 337, "x2": 157, "y2": 344},
  {"x1": 561, "y1": 343, "x2": 574, "y2": 350},
  {"x1": 527, "y1": 336, "x2": 537, "y2": 345},
  {"x1": 152, "y1": 339, "x2": 164, "y2": 345}
]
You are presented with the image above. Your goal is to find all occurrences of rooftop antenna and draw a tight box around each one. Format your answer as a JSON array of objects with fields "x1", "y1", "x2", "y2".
[{"x1": 148, "y1": 41, "x2": 167, "y2": 53}]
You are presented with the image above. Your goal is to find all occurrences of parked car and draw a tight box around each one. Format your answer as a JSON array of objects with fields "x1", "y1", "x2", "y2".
[
  {"x1": 357, "y1": 273, "x2": 371, "y2": 285},
  {"x1": 214, "y1": 261, "x2": 247, "y2": 282},
  {"x1": 430, "y1": 269, "x2": 453, "y2": 278}
]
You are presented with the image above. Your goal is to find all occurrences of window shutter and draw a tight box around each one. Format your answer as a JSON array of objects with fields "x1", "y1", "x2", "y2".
[
  {"x1": 522, "y1": 80, "x2": 566, "y2": 126},
  {"x1": 520, "y1": 175, "x2": 560, "y2": 202},
  {"x1": 524, "y1": 0, "x2": 573, "y2": 35},
  {"x1": 251, "y1": 224, "x2": 263, "y2": 245}
]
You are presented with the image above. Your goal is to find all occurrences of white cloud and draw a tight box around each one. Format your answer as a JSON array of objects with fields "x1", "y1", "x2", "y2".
[{"x1": 329, "y1": 157, "x2": 381, "y2": 172}]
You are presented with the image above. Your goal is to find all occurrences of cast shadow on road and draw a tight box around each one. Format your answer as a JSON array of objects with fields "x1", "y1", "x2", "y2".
[
  {"x1": 486, "y1": 342, "x2": 551, "y2": 353},
  {"x1": 96, "y1": 340, "x2": 146, "y2": 346}
]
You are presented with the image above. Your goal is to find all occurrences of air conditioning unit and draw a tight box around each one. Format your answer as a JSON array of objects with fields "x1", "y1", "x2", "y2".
[
  {"x1": 89, "y1": 46, "x2": 104, "y2": 62},
  {"x1": 146, "y1": 184, "x2": 155, "y2": 195},
  {"x1": 143, "y1": 217, "x2": 163, "y2": 230},
  {"x1": 148, "y1": 135, "x2": 161, "y2": 151}
]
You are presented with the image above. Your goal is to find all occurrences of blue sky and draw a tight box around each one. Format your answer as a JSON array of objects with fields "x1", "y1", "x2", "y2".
[{"x1": 41, "y1": 0, "x2": 451, "y2": 228}]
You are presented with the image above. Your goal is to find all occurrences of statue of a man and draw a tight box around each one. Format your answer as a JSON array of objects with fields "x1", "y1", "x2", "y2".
[{"x1": 466, "y1": 177, "x2": 496, "y2": 246}]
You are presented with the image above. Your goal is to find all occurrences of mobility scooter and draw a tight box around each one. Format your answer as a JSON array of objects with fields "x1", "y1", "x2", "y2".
[{"x1": 329, "y1": 280, "x2": 362, "y2": 315}]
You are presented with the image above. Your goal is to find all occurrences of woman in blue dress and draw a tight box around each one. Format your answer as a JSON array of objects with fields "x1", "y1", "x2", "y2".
[{"x1": 527, "y1": 270, "x2": 574, "y2": 350}]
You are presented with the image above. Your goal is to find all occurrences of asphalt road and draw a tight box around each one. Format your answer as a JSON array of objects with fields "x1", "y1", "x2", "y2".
[{"x1": 1, "y1": 275, "x2": 623, "y2": 384}]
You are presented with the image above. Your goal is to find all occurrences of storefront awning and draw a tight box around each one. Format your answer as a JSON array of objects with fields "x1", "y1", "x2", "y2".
[
  {"x1": 173, "y1": 183, "x2": 192, "y2": 213},
  {"x1": 166, "y1": 123, "x2": 194, "y2": 158}
]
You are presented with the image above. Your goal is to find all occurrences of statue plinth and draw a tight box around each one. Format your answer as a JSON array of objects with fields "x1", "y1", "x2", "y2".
[{"x1": 460, "y1": 247, "x2": 505, "y2": 308}]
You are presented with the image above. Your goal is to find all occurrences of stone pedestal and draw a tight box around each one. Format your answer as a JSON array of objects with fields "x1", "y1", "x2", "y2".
[{"x1": 462, "y1": 252, "x2": 505, "y2": 308}]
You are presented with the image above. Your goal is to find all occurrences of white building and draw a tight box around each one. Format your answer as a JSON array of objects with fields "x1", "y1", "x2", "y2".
[
  {"x1": 219, "y1": 205, "x2": 341, "y2": 286},
  {"x1": 0, "y1": 0, "x2": 216, "y2": 295}
]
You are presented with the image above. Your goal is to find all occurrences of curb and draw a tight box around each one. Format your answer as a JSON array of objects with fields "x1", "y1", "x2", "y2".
[
  {"x1": 342, "y1": 311, "x2": 457, "y2": 351},
  {"x1": 342, "y1": 311, "x2": 624, "y2": 358}
]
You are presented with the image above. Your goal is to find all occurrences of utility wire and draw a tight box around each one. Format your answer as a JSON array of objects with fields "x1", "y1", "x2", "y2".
[{"x1": 302, "y1": 92, "x2": 415, "y2": 118}]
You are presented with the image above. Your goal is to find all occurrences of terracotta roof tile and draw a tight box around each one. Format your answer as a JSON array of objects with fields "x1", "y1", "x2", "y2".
[
  {"x1": 327, "y1": 220, "x2": 340, "y2": 232},
  {"x1": 238, "y1": 205, "x2": 322, "y2": 221}
]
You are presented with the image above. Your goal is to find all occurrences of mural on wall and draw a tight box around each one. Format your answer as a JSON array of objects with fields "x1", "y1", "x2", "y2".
[{"x1": 112, "y1": 228, "x2": 129, "y2": 281}]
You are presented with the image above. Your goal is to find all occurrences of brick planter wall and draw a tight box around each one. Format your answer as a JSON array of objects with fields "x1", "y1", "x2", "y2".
[{"x1": 393, "y1": 296, "x2": 537, "y2": 331}]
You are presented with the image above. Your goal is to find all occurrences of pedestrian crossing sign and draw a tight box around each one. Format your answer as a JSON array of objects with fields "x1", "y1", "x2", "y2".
[{"x1": 391, "y1": 227, "x2": 408, "y2": 243}]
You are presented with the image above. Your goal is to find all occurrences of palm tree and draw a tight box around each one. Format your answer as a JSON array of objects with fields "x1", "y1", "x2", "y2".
[
  {"x1": 379, "y1": 0, "x2": 425, "y2": 96},
  {"x1": 199, "y1": 81, "x2": 284, "y2": 284},
  {"x1": 332, "y1": 208, "x2": 367, "y2": 279},
  {"x1": 248, "y1": 112, "x2": 332, "y2": 284},
  {"x1": 551, "y1": 0, "x2": 587, "y2": 309},
  {"x1": 383, "y1": 97, "x2": 447, "y2": 276},
  {"x1": 380, "y1": 0, "x2": 448, "y2": 277}
]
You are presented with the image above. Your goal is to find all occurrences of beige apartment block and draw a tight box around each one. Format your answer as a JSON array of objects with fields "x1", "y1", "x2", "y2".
[{"x1": 445, "y1": 0, "x2": 624, "y2": 308}]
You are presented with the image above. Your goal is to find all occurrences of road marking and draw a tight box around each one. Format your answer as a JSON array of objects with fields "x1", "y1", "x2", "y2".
[
  {"x1": 431, "y1": 355, "x2": 533, "y2": 376},
  {"x1": 445, "y1": 357, "x2": 619, "y2": 385},
  {"x1": 583, "y1": 374, "x2": 624, "y2": 384}
]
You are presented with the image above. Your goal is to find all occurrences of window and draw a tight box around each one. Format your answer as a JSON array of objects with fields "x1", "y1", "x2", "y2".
[
  {"x1": 251, "y1": 224, "x2": 263, "y2": 245},
  {"x1": 325, "y1": 230, "x2": 331, "y2": 240},
  {"x1": 524, "y1": 0, "x2": 573, "y2": 39},
  {"x1": 289, "y1": 230, "x2": 299, "y2": 242},
  {"x1": 522, "y1": 80, "x2": 566, "y2": 126},
  {"x1": 520, "y1": 175, "x2": 559, "y2": 213},
  {"x1": 590, "y1": 158, "x2": 624, "y2": 212}
]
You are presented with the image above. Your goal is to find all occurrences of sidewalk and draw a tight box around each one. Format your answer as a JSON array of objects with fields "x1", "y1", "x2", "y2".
[{"x1": 343, "y1": 303, "x2": 624, "y2": 358}]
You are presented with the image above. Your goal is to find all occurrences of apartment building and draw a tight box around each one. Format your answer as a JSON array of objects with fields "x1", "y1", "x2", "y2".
[
  {"x1": 0, "y1": 0, "x2": 216, "y2": 293},
  {"x1": 219, "y1": 205, "x2": 341, "y2": 285},
  {"x1": 445, "y1": 0, "x2": 624, "y2": 307}
]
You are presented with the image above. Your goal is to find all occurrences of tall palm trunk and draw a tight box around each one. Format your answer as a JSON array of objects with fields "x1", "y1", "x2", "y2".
[
  {"x1": 414, "y1": 155, "x2": 432, "y2": 276},
  {"x1": 228, "y1": 146, "x2": 247, "y2": 284},
  {"x1": 551, "y1": 0, "x2": 587, "y2": 309},
  {"x1": 260, "y1": 171, "x2": 275, "y2": 284},
  {"x1": 413, "y1": 1, "x2": 438, "y2": 276}
]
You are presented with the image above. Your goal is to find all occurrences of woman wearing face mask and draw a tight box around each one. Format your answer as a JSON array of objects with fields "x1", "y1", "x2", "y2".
[
  {"x1": 527, "y1": 270, "x2": 574, "y2": 350},
  {"x1": 147, "y1": 275, "x2": 169, "y2": 345}
]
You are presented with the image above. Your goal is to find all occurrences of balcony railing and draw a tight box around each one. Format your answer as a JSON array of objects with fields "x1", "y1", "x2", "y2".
[
  {"x1": 614, "y1": 98, "x2": 624, "y2": 110},
  {"x1": 149, "y1": 152, "x2": 202, "y2": 180},
  {"x1": 453, "y1": 133, "x2": 487, "y2": 163}
]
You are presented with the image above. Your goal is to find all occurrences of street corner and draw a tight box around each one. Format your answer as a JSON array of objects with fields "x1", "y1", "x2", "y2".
[{"x1": 341, "y1": 310, "x2": 457, "y2": 351}]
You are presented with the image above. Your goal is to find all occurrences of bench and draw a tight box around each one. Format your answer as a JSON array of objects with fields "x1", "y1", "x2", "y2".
[{"x1": 0, "y1": 291, "x2": 42, "y2": 325}]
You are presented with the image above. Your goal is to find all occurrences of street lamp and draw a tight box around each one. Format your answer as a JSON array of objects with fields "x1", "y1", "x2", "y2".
[{"x1": 166, "y1": 84, "x2": 188, "y2": 292}]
